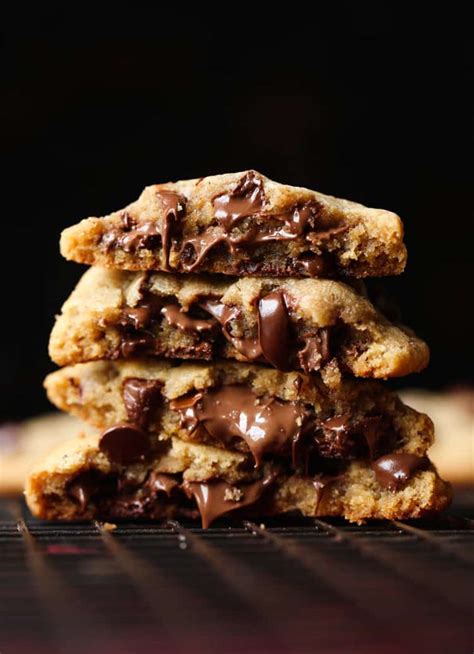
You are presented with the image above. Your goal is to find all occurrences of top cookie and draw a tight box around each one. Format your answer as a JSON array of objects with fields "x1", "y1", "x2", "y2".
[{"x1": 60, "y1": 170, "x2": 407, "y2": 278}]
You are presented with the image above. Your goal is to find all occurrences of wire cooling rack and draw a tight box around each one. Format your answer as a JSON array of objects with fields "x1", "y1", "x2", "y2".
[{"x1": 1, "y1": 492, "x2": 473, "y2": 654}]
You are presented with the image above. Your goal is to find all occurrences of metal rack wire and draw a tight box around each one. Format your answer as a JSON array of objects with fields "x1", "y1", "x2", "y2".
[{"x1": 1, "y1": 494, "x2": 473, "y2": 654}]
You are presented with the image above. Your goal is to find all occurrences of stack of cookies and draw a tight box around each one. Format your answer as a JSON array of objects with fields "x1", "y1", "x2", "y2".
[{"x1": 26, "y1": 171, "x2": 451, "y2": 526}]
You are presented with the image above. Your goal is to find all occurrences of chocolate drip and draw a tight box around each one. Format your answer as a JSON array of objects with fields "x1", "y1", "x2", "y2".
[
  {"x1": 161, "y1": 304, "x2": 217, "y2": 334},
  {"x1": 170, "y1": 385, "x2": 309, "y2": 466},
  {"x1": 183, "y1": 470, "x2": 276, "y2": 528},
  {"x1": 257, "y1": 290, "x2": 291, "y2": 371},
  {"x1": 371, "y1": 454, "x2": 428, "y2": 491},
  {"x1": 156, "y1": 190, "x2": 186, "y2": 269},
  {"x1": 99, "y1": 423, "x2": 151, "y2": 464},
  {"x1": 122, "y1": 378, "x2": 163, "y2": 429},
  {"x1": 101, "y1": 192, "x2": 186, "y2": 267},
  {"x1": 200, "y1": 300, "x2": 262, "y2": 360}
]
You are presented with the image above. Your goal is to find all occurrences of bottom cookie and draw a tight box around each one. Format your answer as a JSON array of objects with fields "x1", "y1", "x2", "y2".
[{"x1": 25, "y1": 430, "x2": 451, "y2": 526}]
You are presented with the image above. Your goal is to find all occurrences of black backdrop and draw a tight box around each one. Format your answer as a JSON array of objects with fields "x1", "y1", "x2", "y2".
[{"x1": 2, "y1": 6, "x2": 473, "y2": 421}]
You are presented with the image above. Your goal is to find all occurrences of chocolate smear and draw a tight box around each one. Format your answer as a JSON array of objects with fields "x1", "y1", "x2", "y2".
[
  {"x1": 156, "y1": 190, "x2": 186, "y2": 269},
  {"x1": 171, "y1": 385, "x2": 309, "y2": 466},
  {"x1": 161, "y1": 304, "x2": 217, "y2": 334},
  {"x1": 183, "y1": 471, "x2": 276, "y2": 528},
  {"x1": 371, "y1": 453, "x2": 428, "y2": 491},
  {"x1": 257, "y1": 290, "x2": 291, "y2": 371},
  {"x1": 200, "y1": 300, "x2": 262, "y2": 360},
  {"x1": 122, "y1": 378, "x2": 163, "y2": 430},
  {"x1": 99, "y1": 423, "x2": 151, "y2": 465},
  {"x1": 213, "y1": 172, "x2": 266, "y2": 227},
  {"x1": 297, "y1": 330, "x2": 330, "y2": 372}
]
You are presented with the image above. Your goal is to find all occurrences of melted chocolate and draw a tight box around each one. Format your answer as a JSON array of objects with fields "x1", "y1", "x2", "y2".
[
  {"x1": 213, "y1": 172, "x2": 266, "y2": 227},
  {"x1": 122, "y1": 378, "x2": 163, "y2": 429},
  {"x1": 147, "y1": 471, "x2": 179, "y2": 497},
  {"x1": 371, "y1": 453, "x2": 428, "y2": 491},
  {"x1": 170, "y1": 385, "x2": 309, "y2": 466},
  {"x1": 101, "y1": 192, "x2": 185, "y2": 267},
  {"x1": 161, "y1": 304, "x2": 217, "y2": 333},
  {"x1": 297, "y1": 330, "x2": 330, "y2": 372},
  {"x1": 67, "y1": 471, "x2": 114, "y2": 512},
  {"x1": 257, "y1": 290, "x2": 291, "y2": 371},
  {"x1": 99, "y1": 423, "x2": 151, "y2": 464},
  {"x1": 313, "y1": 473, "x2": 341, "y2": 510},
  {"x1": 200, "y1": 300, "x2": 262, "y2": 360},
  {"x1": 183, "y1": 471, "x2": 276, "y2": 528},
  {"x1": 156, "y1": 190, "x2": 186, "y2": 269}
]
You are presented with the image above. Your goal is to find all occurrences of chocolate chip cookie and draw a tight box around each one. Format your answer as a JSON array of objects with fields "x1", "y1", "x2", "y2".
[
  {"x1": 49, "y1": 267, "x2": 428, "y2": 379},
  {"x1": 44, "y1": 360, "x2": 435, "y2": 467},
  {"x1": 60, "y1": 170, "x2": 407, "y2": 278},
  {"x1": 25, "y1": 430, "x2": 451, "y2": 525}
]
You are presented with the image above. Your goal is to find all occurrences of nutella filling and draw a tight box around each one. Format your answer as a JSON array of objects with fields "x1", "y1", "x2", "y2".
[
  {"x1": 371, "y1": 453, "x2": 428, "y2": 491},
  {"x1": 183, "y1": 470, "x2": 276, "y2": 528},
  {"x1": 170, "y1": 385, "x2": 310, "y2": 467}
]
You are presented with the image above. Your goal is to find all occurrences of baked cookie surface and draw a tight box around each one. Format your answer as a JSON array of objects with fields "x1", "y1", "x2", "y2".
[
  {"x1": 60, "y1": 170, "x2": 407, "y2": 279},
  {"x1": 25, "y1": 430, "x2": 451, "y2": 526},
  {"x1": 49, "y1": 267, "x2": 429, "y2": 379}
]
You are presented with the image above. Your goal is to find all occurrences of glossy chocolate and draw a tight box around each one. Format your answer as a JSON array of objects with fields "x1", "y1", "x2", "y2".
[
  {"x1": 257, "y1": 290, "x2": 291, "y2": 370},
  {"x1": 156, "y1": 190, "x2": 186, "y2": 269},
  {"x1": 171, "y1": 385, "x2": 308, "y2": 466},
  {"x1": 122, "y1": 378, "x2": 163, "y2": 429},
  {"x1": 161, "y1": 304, "x2": 216, "y2": 333},
  {"x1": 371, "y1": 453, "x2": 428, "y2": 491},
  {"x1": 99, "y1": 423, "x2": 151, "y2": 465},
  {"x1": 183, "y1": 471, "x2": 276, "y2": 528}
]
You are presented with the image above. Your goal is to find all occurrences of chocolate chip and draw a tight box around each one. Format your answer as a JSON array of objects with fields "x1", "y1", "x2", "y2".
[
  {"x1": 258, "y1": 290, "x2": 291, "y2": 371},
  {"x1": 99, "y1": 423, "x2": 151, "y2": 465},
  {"x1": 371, "y1": 453, "x2": 428, "y2": 491}
]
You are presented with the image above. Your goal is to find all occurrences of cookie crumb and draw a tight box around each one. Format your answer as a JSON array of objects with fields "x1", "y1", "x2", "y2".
[{"x1": 224, "y1": 486, "x2": 243, "y2": 502}]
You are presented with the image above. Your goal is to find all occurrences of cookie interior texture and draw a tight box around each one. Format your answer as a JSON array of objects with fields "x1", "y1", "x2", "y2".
[
  {"x1": 49, "y1": 268, "x2": 429, "y2": 379},
  {"x1": 60, "y1": 170, "x2": 407, "y2": 278},
  {"x1": 25, "y1": 432, "x2": 451, "y2": 525},
  {"x1": 44, "y1": 360, "x2": 435, "y2": 463}
]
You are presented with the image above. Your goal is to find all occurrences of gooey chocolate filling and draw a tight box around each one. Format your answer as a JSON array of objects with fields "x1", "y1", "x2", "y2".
[
  {"x1": 115, "y1": 282, "x2": 333, "y2": 373},
  {"x1": 169, "y1": 384, "x2": 394, "y2": 468},
  {"x1": 100, "y1": 172, "x2": 348, "y2": 276}
]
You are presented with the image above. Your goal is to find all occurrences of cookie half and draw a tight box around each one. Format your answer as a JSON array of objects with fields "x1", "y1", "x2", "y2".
[
  {"x1": 25, "y1": 431, "x2": 451, "y2": 525},
  {"x1": 60, "y1": 170, "x2": 406, "y2": 278},
  {"x1": 45, "y1": 360, "x2": 435, "y2": 467},
  {"x1": 49, "y1": 267, "x2": 428, "y2": 378}
]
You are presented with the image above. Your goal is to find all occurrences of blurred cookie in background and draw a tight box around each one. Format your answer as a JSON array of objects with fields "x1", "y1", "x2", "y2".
[
  {"x1": 400, "y1": 387, "x2": 473, "y2": 485},
  {"x1": 0, "y1": 413, "x2": 84, "y2": 494}
]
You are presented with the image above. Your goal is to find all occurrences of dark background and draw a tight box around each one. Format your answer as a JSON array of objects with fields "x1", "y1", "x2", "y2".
[{"x1": 2, "y1": 6, "x2": 473, "y2": 421}]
